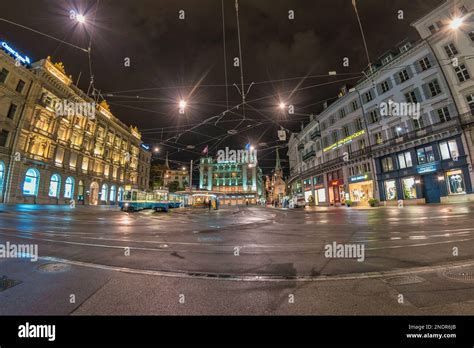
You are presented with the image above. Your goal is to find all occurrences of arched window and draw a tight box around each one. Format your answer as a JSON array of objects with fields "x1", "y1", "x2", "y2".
[
  {"x1": 101, "y1": 184, "x2": 108, "y2": 202},
  {"x1": 64, "y1": 177, "x2": 74, "y2": 199},
  {"x1": 109, "y1": 185, "x2": 116, "y2": 202},
  {"x1": 118, "y1": 187, "x2": 124, "y2": 201},
  {"x1": 23, "y1": 168, "x2": 40, "y2": 196},
  {"x1": 0, "y1": 161, "x2": 5, "y2": 192},
  {"x1": 77, "y1": 180, "x2": 84, "y2": 201},
  {"x1": 49, "y1": 174, "x2": 61, "y2": 198}
]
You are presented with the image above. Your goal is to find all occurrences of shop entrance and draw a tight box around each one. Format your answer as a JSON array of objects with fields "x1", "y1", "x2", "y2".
[
  {"x1": 349, "y1": 181, "x2": 373, "y2": 204},
  {"x1": 422, "y1": 174, "x2": 441, "y2": 203}
]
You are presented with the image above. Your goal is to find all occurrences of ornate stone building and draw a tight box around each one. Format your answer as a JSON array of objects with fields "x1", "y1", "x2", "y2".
[{"x1": 0, "y1": 46, "x2": 150, "y2": 205}]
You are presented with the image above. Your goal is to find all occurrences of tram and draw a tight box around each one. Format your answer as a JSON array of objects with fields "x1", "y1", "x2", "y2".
[{"x1": 118, "y1": 188, "x2": 184, "y2": 212}]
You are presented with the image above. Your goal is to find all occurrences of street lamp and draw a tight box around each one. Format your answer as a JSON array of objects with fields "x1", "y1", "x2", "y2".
[
  {"x1": 279, "y1": 102, "x2": 286, "y2": 110},
  {"x1": 76, "y1": 14, "x2": 86, "y2": 23},
  {"x1": 153, "y1": 147, "x2": 159, "y2": 153},
  {"x1": 178, "y1": 100, "x2": 187, "y2": 114},
  {"x1": 449, "y1": 17, "x2": 463, "y2": 30}
]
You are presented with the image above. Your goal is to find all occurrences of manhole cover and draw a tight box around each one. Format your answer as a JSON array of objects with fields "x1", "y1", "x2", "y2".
[
  {"x1": 37, "y1": 263, "x2": 70, "y2": 273},
  {"x1": 0, "y1": 276, "x2": 22, "y2": 292},
  {"x1": 442, "y1": 267, "x2": 474, "y2": 282},
  {"x1": 383, "y1": 275, "x2": 425, "y2": 285}
]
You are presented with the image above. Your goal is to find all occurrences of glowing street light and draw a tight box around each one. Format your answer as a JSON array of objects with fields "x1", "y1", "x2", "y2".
[
  {"x1": 279, "y1": 102, "x2": 286, "y2": 110},
  {"x1": 449, "y1": 17, "x2": 463, "y2": 30},
  {"x1": 250, "y1": 145, "x2": 255, "y2": 151},
  {"x1": 76, "y1": 14, "x2": 86, "y2": 23},
  {"x1": 153, "y1": 147, "x2": 160, "y2": 153},
  {"x1": 178, "y1": 100, "x2": 187, "y2": 114}
]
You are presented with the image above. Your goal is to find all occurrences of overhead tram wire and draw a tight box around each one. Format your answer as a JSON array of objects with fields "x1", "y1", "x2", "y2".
[{"x1": 0, "y1": 17, "x2": 88, "y2": 52}]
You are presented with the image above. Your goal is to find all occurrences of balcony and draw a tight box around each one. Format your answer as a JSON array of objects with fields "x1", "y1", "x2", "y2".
[
  {"x1": 310, "y1": 129, "x2": 321, "y2": 140},
  {"x1": 302, "y1": 150, "x2": 316, "y2": 161}
]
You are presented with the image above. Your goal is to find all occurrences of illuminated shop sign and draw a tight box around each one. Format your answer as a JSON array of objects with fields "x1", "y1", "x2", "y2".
[
  {"x1": 0, "y1": 40, "x2": 31, "y2": 66},
  {"x1": 416, "y1": 162, "x2": 439, "y2": 174},
  {"x1": 323, "y1": 130, "x2": 365, "y2": 152},
  {"x1": 349, "y1": 173, "x2": 372, "y2": 183},
  {"x1": 140, "y1": 144, "x2": 150, "y2": 151}
]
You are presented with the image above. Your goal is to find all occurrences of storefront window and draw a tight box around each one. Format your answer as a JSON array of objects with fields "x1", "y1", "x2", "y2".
[
  {"x1": 439, "y1": 140, "x2": 459, "y2": 160},
  {"x1": 401, "y1": 177, "x2": 417, "y2": 199},
  {"x1": 416, "y1": 146, "x2": 435, "y2": 164},
  {"x1": 317, "y1": 189, "x2": 326, "y2": 203},
  {"x1": 385, "y1": 180, "x2": 397, "y2": 200},
  {"x1": 446, "y1": 169, "x2": 465, "y2": 194}
]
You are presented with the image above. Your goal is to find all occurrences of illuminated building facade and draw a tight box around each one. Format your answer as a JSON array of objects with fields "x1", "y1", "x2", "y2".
[
  {"x1": 199, "y1": 154, "x2": 263, "y2": 205},
  {"x1": 0, "y1": 46, "x2": 150, "y2": 205}
]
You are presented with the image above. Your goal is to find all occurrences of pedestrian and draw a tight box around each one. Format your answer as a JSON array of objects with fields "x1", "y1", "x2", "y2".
[{"x1": 208, "y1": 199, "x2": 212, "y2": 211}]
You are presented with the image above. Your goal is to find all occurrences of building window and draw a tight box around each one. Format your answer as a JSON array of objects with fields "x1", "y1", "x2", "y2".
[
  {"x1": 351, "y1": 100, "x2": 358, "y2": 111},
  {"x1": 118, "y1": 187, "x2": 124, "y2": 201},
  {"x1": 110, "y1": 185, "x2": 116, "y2": 202},
  {"x1": 0, "y1": 161, "x2": 4, "y2": 192},
  {"x1": 454, "y1": 64, "x2": 471, "y2": 83},
  {"x1": 419, "y1": 57, "x2": 431, "y2": 71},
  {"x1": 413, "y1": 116, "x2": 424, "y2": 130},
  {"x1": 0, "y1": 130, "x2": 9, "y2": 147},
  {"x1": 64, "y1": 177, "x2": 74, "y2": 199},
  {"x1": 370, "y1": 109, "x2": 379, "y2": 123},
  {"x1": 101, "y1": 184, "x2": 108, "y2": 202},
  {"x1": 446, "y1": 169, "x2": 466, "y2": 194},
  {"x1": 364, "y1": 91, "x2": 373, "y2": 103},
  {"x1": 398, "y1": 151, "x2": 413, "y2": 169},
  {"x1": 23, "y1": 168, "x2": 40, "y2": 196},
  {"x1": 355, "y1": 118, "x2": 364, "y2": 131},
  {"x1": 439, "y1": 139, "x2": 459, "y2": 160},
  {"x1": 402, "y1": 177, "x2": 417, "y2": 199},
  {"x1": 358, "y1": 138, "x2": 366, "y2": 149},
  {"x1": 428, "y1": 25, "x2": 436, "y2": 34},
  {"x1": 82, "y1": 157, "x2": 89, "y2": 173},
  {"x1": 437, "y1": 107, "x2": 451, "y2": 123},
  {"x1": 342, "y1": 125, "x2": 350, "y2": 137},
  {"x1": 428, "y1": 79, "x2": 442, "y2": 97},
  {"x1": 384, "y1": 180, "x2": 397, "y2": 201},
  {"x1": 381, "y1": 157, "x2": 394, "y2": 172},
  {"x1": 398, "y1": 69, "x2": 410, "y2": 83},
  {"x1": 16, "y1": 80, "x2": 25, "y2": 93},
  {"x1": 416, "y1": 146, "x2": 435, "y2": 164},
  {"x1": 49, "y1": 174, "x2": 61, "y2": 198},
  {"x1": 0, "y1": 68, "x2": 9, "y2": 83},
  {"x1": 77, "y1": 180, "x2": 85, "y2": 201},
  {"x1": 405, "y1": 91, "x2": 418, "y2": 103},
  {"x1": 469, "y1": 31, "x2": 474, "y2": 42},
  {"x1": 380, "y1": 80, "x2": 390, "y2": 93},
  {"x1": 467, "y1": 94, "x2": 474, "y2": 116},
  {"x1": 7, "y1": 103, "x2": 17, "y2": 119},
  {"x1": 444, "y1": 43, "x2": 458, "y2": 58},
  {"x1": 374, "y1": 132, "x2": 383, "y2": 144}
]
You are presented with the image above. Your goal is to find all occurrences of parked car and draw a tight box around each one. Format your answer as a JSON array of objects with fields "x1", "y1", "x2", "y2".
[{"x1": 294, "y1": 195, "x2": 307, "y2": 208}]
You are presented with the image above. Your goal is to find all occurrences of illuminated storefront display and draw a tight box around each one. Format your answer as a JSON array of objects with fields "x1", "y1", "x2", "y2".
[
  {"x1": 348, "y1": 173, "x2": 373, "y2": 203},
  {"x1": 401, "y1": 177, "x2": 417, "y2": 199},
  {"x1": 384, "y1": 180, "x2": 397, "y2": 201},
  {"x1": 446, "y1": 169, "x2": 465, "y2": 195}
]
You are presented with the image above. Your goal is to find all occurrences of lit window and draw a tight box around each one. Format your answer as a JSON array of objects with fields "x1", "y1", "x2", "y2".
[
  {"x1": 78, "y1": 180, "x2": 85, "y2": 201},
  {"x1": 439, "y1": 140, "x2": 459, "y2": 160},
  {"x1": 49, "y1": 174, "x2": 61, "y2": 198},
  {"x1": 402, "y1": 177, "x2": 417, "y2": 199},
  {"x1": 416, "y1": 146, "x2": 435, "y2": 164},
  {"x1": 0, "y1": 161, "x2": 4, "y2": 193},
  {"x1": 385, "y1": 180, "x2": 397, "y2": 200},
  {"x1": 64, "y1": 177, "x2": 74, "y2": 199},
  {"x1": 398, "y1": 152, "x2": 413, "y2": 169},
  {"x1": 101, "y1": 184, "x2": 108, "y2": 202},
  {"x1": 23, "y1": 168, "x2": 40, "y2": 196},
  {"x1": 381, "y1": 157, "x2": 394, "y2": 172},
  {"x1": 110, "y1": 185, "x2": 116, "y2": 202}
]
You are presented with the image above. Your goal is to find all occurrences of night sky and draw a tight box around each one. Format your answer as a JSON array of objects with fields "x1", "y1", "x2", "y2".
[{"x1": 0, "y1": 0, "x2": 442, "y2": 174}]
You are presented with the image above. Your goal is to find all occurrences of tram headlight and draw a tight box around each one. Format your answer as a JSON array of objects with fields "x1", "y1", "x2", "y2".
[{"x1": 124, "y1": 203, "x2": 129, "y2": 208}]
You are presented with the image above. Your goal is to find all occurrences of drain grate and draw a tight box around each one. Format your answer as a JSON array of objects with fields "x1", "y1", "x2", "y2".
[
  {"x1": 383, "y1": 275, "x2": 425, "y2": 285},
  {"x1": 37, "y1": 263, "x2": 70, "y2": 273},
  {"x1": 442, "y1": 267, "x2": 474, "y2": 282},
  {"x1": 0, "y1": 276, "x2": 22, "y2": 292}
]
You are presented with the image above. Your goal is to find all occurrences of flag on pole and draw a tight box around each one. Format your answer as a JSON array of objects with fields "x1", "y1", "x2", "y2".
[{"x1": 202, "y1": 145, "x2": 209, "y2": 155}]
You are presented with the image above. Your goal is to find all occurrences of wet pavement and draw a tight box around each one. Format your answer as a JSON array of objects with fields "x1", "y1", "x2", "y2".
[{"x1": 1, "y1": 203, "x2": 474, "y2": 314}]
